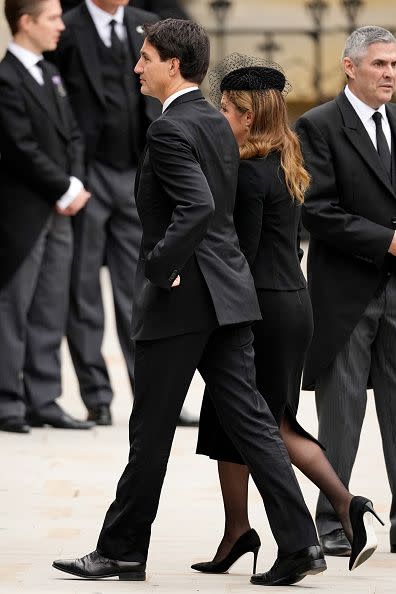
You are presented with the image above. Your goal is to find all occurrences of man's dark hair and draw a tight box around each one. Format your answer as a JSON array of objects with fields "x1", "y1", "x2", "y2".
[
  {"x1": 5, "y1": 0, "x2": 47, "y2": 35},
  {"x1": 144, "y1": 18, "x2": 210, "y2": 85}
]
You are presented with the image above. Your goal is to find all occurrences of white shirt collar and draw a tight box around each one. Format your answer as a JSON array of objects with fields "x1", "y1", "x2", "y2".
[
  {"x1": 345, "y1": 84, "x2": 387, "y2": 123},
  {"x1": 85, "y1": 0, "x2": 124, "y2": 30},
  {"x1": 162, "y1": 86, "x2": 199, "y2": 113},
  {"x1": 7, "y1": 41, "x2": 43, "y2": 69}
]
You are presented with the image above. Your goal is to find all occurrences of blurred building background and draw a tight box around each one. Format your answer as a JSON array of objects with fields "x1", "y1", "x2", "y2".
[{"x1": 0, "y1": 0, "x2": 394, "y2": 117}]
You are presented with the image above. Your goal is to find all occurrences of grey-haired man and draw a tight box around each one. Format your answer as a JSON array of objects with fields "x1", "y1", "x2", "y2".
[{"x1": 296, "y1": 25, "x2": 396, "y2": 555}]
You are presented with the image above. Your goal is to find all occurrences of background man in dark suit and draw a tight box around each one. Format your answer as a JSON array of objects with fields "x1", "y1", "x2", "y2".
[
  {"x1": 61, "y1": 0, "x2": 189, "y2": 19},
  {"x1": 0, "y1": 0, "x2": 93, "y2": 433},
  {"x1": 48, "y1": 0, "x2": 165, "y2": 426},
  {"x1": 53, "y1": 19, "x2": 325, "y2": 586},
  {"x1": 296, "y1": 26, "x2": 396, "y2": 556}
]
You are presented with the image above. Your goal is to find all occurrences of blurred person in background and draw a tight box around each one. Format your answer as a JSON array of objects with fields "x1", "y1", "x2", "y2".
[
  {"x1": 0, "y1": 0, "x2": 93, "y2": 433},
  {"x1": 193, "y1": 54, "x2": 382, "y2": 578},
  {"x1": 61, "y1": 0, "x2": 189, "y2": 19},
  {"x1": 296, "y1": 25, "x2": 396, "y2": 557},
  {"x1": 49, "y1": 0, "x2": 197, "y2": 426}
]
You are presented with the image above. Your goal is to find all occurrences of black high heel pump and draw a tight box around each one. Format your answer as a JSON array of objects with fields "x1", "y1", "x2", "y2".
[
  {"x1": 349, "y1": 496, "x2": 384, "y2": 570},
  {"x1": 191, "y1": 528, "x2": 261, "y2": 574}
]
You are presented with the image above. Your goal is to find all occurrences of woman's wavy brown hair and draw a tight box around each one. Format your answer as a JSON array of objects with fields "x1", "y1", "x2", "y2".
[{"x1": 225, "y1": 89, "x2": 310, "y2": 203}]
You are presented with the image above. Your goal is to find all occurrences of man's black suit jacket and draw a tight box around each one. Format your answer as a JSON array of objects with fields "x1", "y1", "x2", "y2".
[
  {"x1": 132, "y1": 90, "x2": 261, "y2": 340},
  {"x1": 48, "y1": 4, "x2": 160, "y2": 164},
  {"x1": 0, "y1": 51, "x2": 84, "y2": 290},
  {"x1": 296, "y1": 91, "x2": 396, "y2": 389}
]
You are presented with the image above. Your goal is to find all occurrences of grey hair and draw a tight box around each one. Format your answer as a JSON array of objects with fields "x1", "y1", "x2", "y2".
[{"x1": 342, "y1": 25, "x2": 396, "y2": 63}]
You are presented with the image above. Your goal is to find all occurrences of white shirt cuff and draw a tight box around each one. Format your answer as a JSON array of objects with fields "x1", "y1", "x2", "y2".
[{"x1": 56, "y1": 176, "x2": 83, "y2": 209}]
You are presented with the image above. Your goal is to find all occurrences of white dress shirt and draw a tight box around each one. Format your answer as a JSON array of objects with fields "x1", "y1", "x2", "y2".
[
  {"x1": 162, "y1": 87, "x2": 199, "y2": 113},
  {"x1": 85, "y1": 0, "x2": 125, "y2": 46},
  {"x1": 345, "y1": 85, "x2": 392, "y2": 153},
  {"x1": 7, "y1": 41, "x2": 82, "y2": 209}
]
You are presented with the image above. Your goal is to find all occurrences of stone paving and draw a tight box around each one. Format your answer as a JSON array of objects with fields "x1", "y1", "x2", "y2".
[{"x1": 1, "y1": 268, "x2": 395, "y2": 594}]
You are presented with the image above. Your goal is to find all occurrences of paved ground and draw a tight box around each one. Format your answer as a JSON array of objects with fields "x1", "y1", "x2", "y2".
[{"x1": 1, "y1": 265, "x2": 396, "y2": 594}]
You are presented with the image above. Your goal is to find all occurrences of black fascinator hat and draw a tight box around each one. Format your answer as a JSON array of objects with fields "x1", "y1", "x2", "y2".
[{"x1": 209, "y1": 53, "x2": 291, "y2": 107}]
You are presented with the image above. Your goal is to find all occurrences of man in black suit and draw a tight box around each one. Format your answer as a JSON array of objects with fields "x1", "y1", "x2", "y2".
[
  {"x1": 61, "y1": 1, "x2": 189, "y2": 19},
  {"x1": 48, "y1": 0, "x2": 166, "y2": 426},
  {"x1": 0, "y1": 0, "x2": 93, "y2": 433},
  {"x1": 53, "y1": 19, "x2": 325, "y2": 586},
  {"x1": 296, "y1": 26, "x2": 396, "y2": 556}
]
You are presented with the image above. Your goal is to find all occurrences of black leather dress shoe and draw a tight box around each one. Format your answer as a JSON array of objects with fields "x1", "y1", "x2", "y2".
[
  {"x1": 250, "y1": 545, "x2": 327, "y2": 586},
  {"x1": 53, "y1": 550, "x2": 146, "y2": 581},
  {"x1": 29, "y1": 412, "x2": 94, "y2": 430},
  {"x1": 177, "y1": 410, "x2": 199, "y2": 427},
  {"x1": 0, "y1": 418, "x2": 30, "y2": 433},
  {"x1": 320, "y1": 528, "x2": 352, "y2": 557},
  {"x1": 87, "y1": 405, "x2": 112, "y2": 426}
]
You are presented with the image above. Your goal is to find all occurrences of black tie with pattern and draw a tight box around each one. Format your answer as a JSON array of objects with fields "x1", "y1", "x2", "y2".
[
  {"x1": 109, "y1": 19, "x2": 125, "y2": 62},
  {"x1": 372, "y1": 111, "x2": 392, "y2": 179}
]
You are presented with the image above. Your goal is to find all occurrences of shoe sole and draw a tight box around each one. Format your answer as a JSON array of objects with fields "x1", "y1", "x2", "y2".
[
  {"x1": 52, "y1": 563, "x2": 146, "y2": 581},
  {"x1": 250, "y1": 559, "x2": 327, "y2": 586},
  {"x1": 351, "y1": 512, "x2": 378, "y2": 570}
]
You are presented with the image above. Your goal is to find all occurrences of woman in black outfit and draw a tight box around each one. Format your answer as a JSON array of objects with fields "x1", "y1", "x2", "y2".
[{"x1": 193, "y1": 55, "x2": 382, "y2": 577}]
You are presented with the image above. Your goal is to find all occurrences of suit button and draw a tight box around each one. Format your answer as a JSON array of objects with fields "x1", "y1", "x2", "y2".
[{"x1": 391, "y1": 217, "x2": 396, "y2": 229}]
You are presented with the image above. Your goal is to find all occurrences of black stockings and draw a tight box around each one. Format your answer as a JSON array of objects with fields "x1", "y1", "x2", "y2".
[{"x1": 211, "y1": 416, "x2": 353, "y2": 562}]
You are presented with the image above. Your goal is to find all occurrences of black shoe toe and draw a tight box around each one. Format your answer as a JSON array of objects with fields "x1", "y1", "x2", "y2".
[{"x1": 0, "y1": 418, "x2": 30, "y2": 433}]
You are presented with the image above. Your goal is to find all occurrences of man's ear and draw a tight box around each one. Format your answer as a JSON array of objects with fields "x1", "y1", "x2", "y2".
[
  {"x1": 169, "y1": 57, "x2": 181, "y2": 77},
  {"x1": 343, "y1": 57, "x2": 356, "y2": 80}
]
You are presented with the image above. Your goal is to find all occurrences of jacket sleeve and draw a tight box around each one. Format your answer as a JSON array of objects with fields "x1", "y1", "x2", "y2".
[
  {"x1": 144, "y1": 117, "x2": 215, "y2": 289},
  {"x1": 297, "y1": 115, "x2": 393, "y2": 269},
  {"x1": 234, "y1": 160, "x2": 264, "y2": 268},
  {"x1": 0, "y1": 77, "x2": 70, "y2": 201}
]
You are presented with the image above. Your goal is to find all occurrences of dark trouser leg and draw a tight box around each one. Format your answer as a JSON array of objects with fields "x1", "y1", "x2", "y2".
[
  {"x1": 96, "y1": 331, "x2": 210, "y2": 561},
  {"x1": 0, "y1": 222, "x2": 48, "y2": 421},
  {"x1": 106, "y1": 167, "x2": 140, "y2": 394},
  {"x1": 24, "y1": 214, "x2": 73, "y2": 413},
  {"x1": 370, "y1": 276, "x2": 396, "y2": 547},
  {"x1": 67, "y1": 162, "x2": 113, "y2": 409},
  {"x1": 199, "y1": 324, "x2": 318, "y2": 555},
  {"x1": 315, "y1": 297, "x2": 381, "y2": 537}
]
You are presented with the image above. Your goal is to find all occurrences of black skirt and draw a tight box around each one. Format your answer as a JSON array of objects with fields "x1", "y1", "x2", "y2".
[{"x1": 196, "y1": 288, "x2": 322, "y2": 464}]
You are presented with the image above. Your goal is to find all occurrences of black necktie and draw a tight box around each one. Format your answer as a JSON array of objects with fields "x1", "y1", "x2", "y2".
[
  {"x1": 372, "y1": 111, "x2": 392, "y2": 179},
  {"x1": 109, "y1": 20, "x2": 125, "y2": 61},
  {"x1": 36, "y1": 59, "x2": 59, "y2": 116},
  {"x1": 36, "y1": 59, "x2": 52, "y2": 87}
]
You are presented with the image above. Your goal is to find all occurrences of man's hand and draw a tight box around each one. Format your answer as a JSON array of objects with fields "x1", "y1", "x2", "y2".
[
  {"x1": 171, "y1": 275, "x2": 180, "y2": 288},
  {"x1": 388, "y1": 231, "x2": 396, "y2": 256},
  {"x1": 56, "y1": 188, "x2": 91, "y2": 216}
]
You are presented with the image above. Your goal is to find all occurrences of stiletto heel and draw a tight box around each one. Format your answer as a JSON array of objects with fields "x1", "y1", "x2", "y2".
[
  {"x1": 191, "y1": 528, "x2": 261, "y2": 574},
  {"x1": 349, "y1": 496, "x2": 384, "y2": 571},
  {"x1": 252, "y1": 546, "x2": 260, "y2": 574}
]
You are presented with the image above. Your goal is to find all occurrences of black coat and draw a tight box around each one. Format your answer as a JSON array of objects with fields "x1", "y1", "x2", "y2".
[
  {"x1": 48, "y1": 4, "x2": 160, "y2": 164},
  {"x1": 234, "y1": 154, "x2": 306, "y2": 290},
  {"x1": 132, "y1": 90, "x2": 261, "y2": 340},
  {"x1": 296, "y1": 91, "x2": 396, "y2": 389},
  {"x1": 0, "y1": 52, "x2": 84, "y2": 289}
]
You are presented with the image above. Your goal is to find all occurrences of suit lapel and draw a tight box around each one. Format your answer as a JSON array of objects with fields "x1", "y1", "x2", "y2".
[
  {"x1": 124, "y1": 9, "x2": 145, "y2": 63},
  {"x1": 336, "y1": 92, "x2": 395, "y2": 197},
  {"x1": 73, "y1": 5, "x2": 106, "y2": 106},
  {"x1": 7, "y1": 52, "x2": 67, "y2": 138}
]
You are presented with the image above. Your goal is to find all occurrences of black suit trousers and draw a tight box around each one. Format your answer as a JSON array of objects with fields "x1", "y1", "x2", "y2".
[{"x1": 96, "y1": 324, "x2": 318, "y2": 561}]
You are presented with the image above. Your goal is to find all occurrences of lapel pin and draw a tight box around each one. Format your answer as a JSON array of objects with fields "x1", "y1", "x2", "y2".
[
  {"x1": 51, "y1": 75, "x2": 67, "y2": 98},
  {"x1": 136, "y1": 25, "x2": 144, "y2": 34}
]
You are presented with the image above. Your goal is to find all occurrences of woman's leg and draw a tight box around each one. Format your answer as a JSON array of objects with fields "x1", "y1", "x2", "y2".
[
  {"x1": 280, "y1": 415, "x2": 353, "y2": 541},
  {"x1": 211, "y1": 461, "x2": 251, "y2": 561}
]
